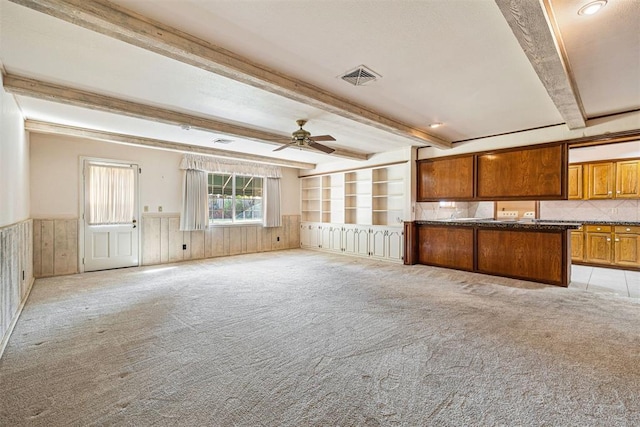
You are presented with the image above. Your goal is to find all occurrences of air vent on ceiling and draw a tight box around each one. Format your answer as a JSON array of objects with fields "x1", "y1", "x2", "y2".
[
  {"x1": 339, "y1": 65, "x2": 381, "y2": 86},
  {"x1": 213, "y1": 138, "x2": 234, "y2": 144}
]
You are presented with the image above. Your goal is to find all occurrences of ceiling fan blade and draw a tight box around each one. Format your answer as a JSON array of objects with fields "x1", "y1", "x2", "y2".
[
  {"x1": 308, "y1": 140, "x2": 336, "y2": 154},
  {"x1": 273, "y1": 141, "x2": 297, "y2": 152},
  {"x1": 309, "y1": 135, "x2": 336, "y2": 142}
]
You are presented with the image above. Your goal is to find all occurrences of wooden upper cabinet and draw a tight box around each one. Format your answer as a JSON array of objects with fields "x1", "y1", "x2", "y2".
[
  {"x1": 417, "y1": 155, "x2": 474, "y2": 201},
  {"x1": 587, "y1": 162, "x2": 615, "y2": 199},
  {"x1": 568, "y1": 164, "x2": 583, "y2": 199},
  {"x1": 615, "y1": 160, "x2": 640, "y2": 198},
  {"x1": 476, "y1": 144, "x2": 567, "y2": 199}
]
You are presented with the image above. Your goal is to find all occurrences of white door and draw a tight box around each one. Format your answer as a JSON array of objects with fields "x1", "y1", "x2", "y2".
[{"x1": 83, "y1": 160, "x2": 139, "y2": 272}]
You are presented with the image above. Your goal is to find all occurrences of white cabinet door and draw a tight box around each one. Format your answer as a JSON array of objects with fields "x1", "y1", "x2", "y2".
[
  {"x1": 320, "y1": 225, "x2": 331, "y2": 249},
  {"x1": 386, "y1": 228, "x2": 404, "y2": 262},
  {"x1": 329, "y1": 225, "x2": 343, "y2": 252},
  {"x1": 343, "y1": 226, "x2": 358, "y2": 255},
  {"x1": 301, "y1": 223, "x2": 320, "y2": 248},
  {"x1": 356, "y1": 228, "x2": 370, "y2": 257},
  {"x1": 370, "y1": 228, "x2": 386, "y2": 259}
]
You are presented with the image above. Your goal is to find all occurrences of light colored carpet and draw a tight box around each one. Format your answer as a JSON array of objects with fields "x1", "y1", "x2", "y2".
[{"x1": 1, "y1": 249, "x2": 638, "y2": 426}]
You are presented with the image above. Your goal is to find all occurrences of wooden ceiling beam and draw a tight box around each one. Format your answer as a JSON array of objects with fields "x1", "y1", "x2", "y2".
[
  {"x1": 4, "y1": 74, "x2": 368, "y2": 161},
  {"x1": 8, "y1": 0, "x2": 452, "y2": 150},
  {"x1": 495, "y1": 0, "x2": 586, "y2": 129},
  {"x1": 24, "y1": 120, "x2": 317, "y2": 170}
]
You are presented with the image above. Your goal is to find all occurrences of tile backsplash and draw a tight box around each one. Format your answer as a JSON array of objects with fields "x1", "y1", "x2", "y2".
[
  {"x1": 417, "y1": 200, "x2": 639, "y2": 222},
  {"x1": 540, "y1": 199, "x2": 639, "y2": 222},
  {"x1": 416, "y1": 201, "x2": 493, "y2": 220}
]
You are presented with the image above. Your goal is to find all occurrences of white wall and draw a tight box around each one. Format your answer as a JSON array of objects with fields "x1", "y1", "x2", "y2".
[
  {"x1": 280, "y1": 167, "x2": 300, "y2": 215},
  {"x1": 569, "y1": 140, "x2": 640, "y2": 163},
  {"x1": 0, "y1": 72, "x2": 29, "y2": 227},
  {"x1": 30, "y1": 133, "x2": 300, "y2": 218},
  {"x1": 418, "y1": 111, "x2": 640, "y2": 160}
]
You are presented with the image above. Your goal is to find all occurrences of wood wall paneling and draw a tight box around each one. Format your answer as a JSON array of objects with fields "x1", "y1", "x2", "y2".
[
  {"x1": 168, "y1": 217, "x2": 183, "y2": 262},
  {"x1": 40, "y1": 220, "x2": 55, "y2": 277},
  {"x1": 53, "y1": 219, "x2": 78, "y2": 276},
  {"x1": 32, "y1": 219, "x2": 77, "y2": 278},
  {"x1": 189, "y1": 230, "x2": 206, "y2": 260},
  {"x1": 1, "y1": 220, "x2": 35, "y2": 356},
  {"x1": 142, "y1": 216, "x2": 161, "y2": 265}
]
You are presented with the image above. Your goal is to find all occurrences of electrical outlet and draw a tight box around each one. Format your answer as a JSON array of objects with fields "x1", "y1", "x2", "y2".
[
  {"x1": 144, "y1": 205, "x2": 149, "y2": 212},
  {"x1": 276, "y1": 236, "x2": 280, "y2": 242},
  {"x1": 158, "y1": 206, "x2": 163, "y2": 212},
  {"x1": 182, "y1": 244, "x2": 187, "y2": 250},
  {"x1": 497, "y1": 210, "x2": 518, "y2": 219}
]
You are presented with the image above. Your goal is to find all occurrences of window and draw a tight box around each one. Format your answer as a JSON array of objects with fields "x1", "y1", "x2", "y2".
[{"x1": 208, "y1": 173, "x2": 263, "y2": 223}]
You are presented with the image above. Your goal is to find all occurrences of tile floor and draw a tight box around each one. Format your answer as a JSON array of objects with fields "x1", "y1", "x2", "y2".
[{"x1": 570, "y1": 265, "x2": 639, "y2": 299}]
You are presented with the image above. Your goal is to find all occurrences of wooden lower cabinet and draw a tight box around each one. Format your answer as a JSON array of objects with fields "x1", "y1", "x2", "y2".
[
  {"x1": 417, "y1": 226, "x2": 474, "y2": 271},
  {"x1": 477, "y1": 229, "x2": 567, "y2": 286},
  {"x1": 571, "y1": 229, "x2": 584, "y2": 261},
  {"x1": 412, "y1": 224, "x2": 570, "y2": 286},
  {"x1": 575, "y1": 225, "x2": 640, "y2": 269},
  {"x1": 614, "y1": 226, "x2": 640, "y2": 267},
  {"x1": 585, "y1": 232, "x2": 612, "y2": 264}
]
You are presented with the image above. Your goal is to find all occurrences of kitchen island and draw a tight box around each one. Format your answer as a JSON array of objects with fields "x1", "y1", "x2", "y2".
[{"x1": 404, "y1": 219, "x2": 581, "y2": 287}]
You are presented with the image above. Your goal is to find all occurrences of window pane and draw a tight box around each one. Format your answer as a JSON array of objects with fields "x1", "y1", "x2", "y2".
[
  {"x1": 208, "y1": 173, "x2": 233, "y2": 222},
  {"x1": 208, "y1": 173, "x2": 263, "y2": 223},
  {"x1": 235, "y1": 175, "x2": 262, "y2": 221}
]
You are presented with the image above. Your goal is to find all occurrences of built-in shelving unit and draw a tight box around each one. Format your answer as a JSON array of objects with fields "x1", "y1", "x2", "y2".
[
  {"x1": 371, "y1": 167, "x2": 405, "y2": 225},
  {"x1": 300, "y1": 163, "x2": 406, "y2": 226},
  {"x1": 299, "y1": 162, "x2": 408, "y2": 263},
  {"x1": 301, "y1": 176, "x2": 321, "y2": 222}
]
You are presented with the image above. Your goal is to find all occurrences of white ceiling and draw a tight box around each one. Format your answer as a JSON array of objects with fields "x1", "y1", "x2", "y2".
[{"x1": 1, "y1": 0, "x2": 638, "y2": 168}]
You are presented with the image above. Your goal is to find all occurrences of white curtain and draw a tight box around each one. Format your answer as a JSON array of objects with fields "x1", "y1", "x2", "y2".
[
  {"x1": 88, "y1": 165, "x2": 134, "y2": 225},
  {"x1": 180, "y1": 169, "x2": 209, "y2": 231},
  {"x1": 264, "y1": 177, "x2": 282, "y2": 228}
]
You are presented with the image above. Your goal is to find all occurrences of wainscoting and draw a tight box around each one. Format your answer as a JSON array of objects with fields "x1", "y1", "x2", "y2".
[
  {"x1": 141, "y1": 214, "x2": 301, "y2": 265},
  {"x1": 1, "y1": 219, "x2": 34, "y2": 356},
  {"x1": 31, "y1": 215, "x2": 301, "y2": 276},
  {"x1": 32, "y1": 218, "x2": 79, "y2": 278}
]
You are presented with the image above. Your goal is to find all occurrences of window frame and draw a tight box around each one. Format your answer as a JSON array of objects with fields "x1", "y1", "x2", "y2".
[{"x1": 207, "y1": 172, "x2": 264, "y2": 225}]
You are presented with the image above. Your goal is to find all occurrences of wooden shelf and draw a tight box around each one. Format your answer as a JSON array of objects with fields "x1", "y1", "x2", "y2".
[{"x1": 301, "y1": 164, "x2": 405, "y2": 226}]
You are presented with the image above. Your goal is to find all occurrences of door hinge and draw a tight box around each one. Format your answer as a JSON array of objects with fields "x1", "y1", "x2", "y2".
[
  {"x1": 139, "y1": 168, "x2": 142, "y2": 174},
  {"x1": 82, "y1": 258, "x2": 85, "y2": 265}
]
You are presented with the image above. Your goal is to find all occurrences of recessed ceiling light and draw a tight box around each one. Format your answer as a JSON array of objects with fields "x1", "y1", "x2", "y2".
[
  {"x1": 180, "y1": 124, "x2": 191, "y2": 130},
  {"x1": 429, "y1": 122, "x2": 443, "y2": 129},
  {"x1": 213, "y1": 138, "x2": 234, "y2": 144},
  {"x1": 578, "y1": 0, "x2": 607, "y2": 16}
]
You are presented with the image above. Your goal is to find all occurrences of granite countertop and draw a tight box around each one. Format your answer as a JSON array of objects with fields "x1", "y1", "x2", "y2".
[
  {"x1": 537, "y1": 220, "x2": 640, "y2": 226},
  {"x1": 416, "y1": 219, "x2": 581, "y2": 230}
]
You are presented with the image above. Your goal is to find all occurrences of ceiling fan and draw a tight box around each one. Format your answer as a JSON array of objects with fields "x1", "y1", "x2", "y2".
[{"x1": 273, "y1": 119, "x2": 336, "y2": 154}]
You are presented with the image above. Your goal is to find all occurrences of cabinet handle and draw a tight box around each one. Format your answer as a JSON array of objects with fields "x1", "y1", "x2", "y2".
[
  {"x1": 626, "y1": 228, "x2": 631, "y2": 232},
  {"x1": 615, "y1": 238, "x2": 620, "y2": 242},
  {"x1": 608, "y1": 191, "x2": 612, "y2": 195},
  {"x1": 596, "y1": 227, "x2": 601, "y2": 231},
  {"x1": 606, "y1": 238, "x2": 611, "y2": 242},
  {"x1": 617, "y1": 191, "x2": 621, "y2": 194}
]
